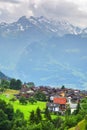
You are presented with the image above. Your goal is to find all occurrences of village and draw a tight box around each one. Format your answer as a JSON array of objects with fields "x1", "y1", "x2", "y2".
[
  {"x1": 16, "y1": 84, "x2": 87, "y2": 115},
  {"x1": 0, "y1": 80, "x2": 87, "y2": 129}
]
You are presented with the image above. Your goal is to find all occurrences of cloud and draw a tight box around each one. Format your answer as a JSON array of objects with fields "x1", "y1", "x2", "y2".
[
  {"x1": 64, "y1": 83, "x2": 78, "y2": 89},
  {"x1": 0, "y1": 0, "x2": 87, "y2": 27},
  {"x1": 82, "y1": 82, "x2": 87, "y2": 89},
  {"x1": 65, "y1": 49, "x2": 80, "y2": 53},
  {"x1": 30, "y1": 0, "x2": 78, "y2": 17},
  {"x1": 72, "y1": 70, "x2": 86, "y2": 81},
  {"x1": 81, "y1": 56, "x2": 87, "y2": 60},
  {"x1": 0, "y1": 0, "x2": 20, "y2": 3},
  {"x1": 29, "y1": 0, "x2": 87, "y2": 27},
  {"x1": 0, "y1": 63, "x2": 16, "y2": 70},
  {"x1": 0, "y1": 0, "x2": 33, "y2": 23},
  {"x1": 40, "y1": 76, "x2": 54, "y2": 81}
]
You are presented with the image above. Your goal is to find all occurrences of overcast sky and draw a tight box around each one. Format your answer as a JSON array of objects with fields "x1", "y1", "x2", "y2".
[{"x1": 0, "y1": 0, "x2": 87, "y2": 27}]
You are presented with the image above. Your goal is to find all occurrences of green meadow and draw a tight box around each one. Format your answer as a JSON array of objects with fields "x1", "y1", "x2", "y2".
[
  {"x1": 0, "y1": 90, "x2": 46, "y2": 119},
  {"x1": 13, "y1": 101, "x2": 46, "y2": 119}
]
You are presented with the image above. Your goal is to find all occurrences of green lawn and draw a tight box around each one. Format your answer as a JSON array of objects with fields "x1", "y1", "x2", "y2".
[
  {"x1": 0, "y1": 92, "x2": 46, "y2": 119},
  {"x1": 13, "y1": 100, "x2": 46, "y2": 119},
  {"x1": 0, "y1": 90, "x2": 60, "y2": 120}
]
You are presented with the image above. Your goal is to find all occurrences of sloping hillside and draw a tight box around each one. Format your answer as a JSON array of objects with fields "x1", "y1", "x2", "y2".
[
  {"x1": 69, "y1": 119, "x2": 87, "y2": 130},
  {"x1": 0, "y1": 71, "x2": 10, "y2": 80}
]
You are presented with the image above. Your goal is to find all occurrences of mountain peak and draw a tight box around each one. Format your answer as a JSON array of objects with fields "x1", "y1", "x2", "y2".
[
  {"x1": 0, "y1": 15, "x2": 86, "y2": 37},
  {"x1": 18, "y1": 16, "x2": 29, "y2": 24}
]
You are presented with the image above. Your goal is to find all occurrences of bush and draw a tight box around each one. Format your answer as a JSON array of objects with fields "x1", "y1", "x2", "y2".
[
  {"x1": 19, "y1": 96, "x2": 27, "y2": 105},
  {"x1": 28, "y1": 97, "x2": 37, "y2": 104}
]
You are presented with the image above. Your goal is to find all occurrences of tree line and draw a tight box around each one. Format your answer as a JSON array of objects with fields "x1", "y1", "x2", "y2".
[
  {"x1": 0, "y1": 99, "x2": 62, "y2": 130},
  {"x1": 0, "y1": 78, "x2": 22, "y2": 91},
  {"x1": 0, "y1": 98, "x2": 87, "y2": 130},
  {"x1": 0, "y1": 78, "x2": 36, "y2": 92}
]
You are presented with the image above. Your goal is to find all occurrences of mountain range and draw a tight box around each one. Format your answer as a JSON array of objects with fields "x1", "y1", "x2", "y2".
[{"x1": 0, "y1": 16, "x2": 87, "y2": 89}]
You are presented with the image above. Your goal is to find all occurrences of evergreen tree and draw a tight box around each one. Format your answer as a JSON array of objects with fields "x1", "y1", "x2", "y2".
[
  {"x1": 29, "y1": 110, "x2": 36, "y2": 124},
  {"x1": 61, "y1": 85, "x2": 65, "y2": 89},
  {"x1": 10, "y1": 78, "x2": 16, "y2": 89},
  {"x1": 52, "y1": 117, "x2": 63, "y2": 128},
  {"x1": 76, "y1": 102, "x2": 80, "y2": 113},
  {"x1": 0, "y1": 99, "x2": 7, "y2": 111},
  {"x1": 41, "y1": 121, "x2": 56, "y2": 130},
  {"x1": 0, "y1": 109, "x2": 7, "y2": 122},
  {"x1": 0, "y1": 120, "x2": 11, "y2": 130},
  {"x1": 73, "y1": 102, "x2": 80, "y2": 115},
  {"x1": 0, "y1": 79, "x2": 9, "y2": 89},
  {"x1": 44, "y1": 107, "x2": 51, "y2": 121},
  {"x1": 14, "y1": 109, "x2": 24, "y2": 119},
  {"x1": 5, "y1": 103, "x2": 14, "y2": 120},
  {"x1": 36, "y1": 107, "x2": 42, "y2": 124},
  {"x1": 10, "y1": 78, "x2": 22, "y2": 90},
  {"x1": 16, "y1": 79, "x2": 22, "y2": 90},
  {"x1": 65, "y1": 107, "x2": 71, "y2": 115}
]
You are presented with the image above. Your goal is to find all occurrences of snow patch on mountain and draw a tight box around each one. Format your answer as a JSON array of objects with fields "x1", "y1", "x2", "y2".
[{"x1": 0, "y1": 16, "x2": 85, "y2": 37}]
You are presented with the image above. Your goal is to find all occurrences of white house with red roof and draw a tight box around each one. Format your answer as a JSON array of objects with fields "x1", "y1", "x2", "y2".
[{"x1": 47, "y1": 97, "x2": 67, "y2": 113}]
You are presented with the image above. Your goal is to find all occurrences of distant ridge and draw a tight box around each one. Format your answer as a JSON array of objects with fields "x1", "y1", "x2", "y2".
[{"x1": 0, "y1": 71, "x2": 11, "y2": 80}]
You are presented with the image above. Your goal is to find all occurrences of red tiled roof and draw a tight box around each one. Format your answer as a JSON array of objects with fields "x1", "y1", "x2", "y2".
[{"x1": 53, "y1": 97, "x2": 67, "y2": 104}]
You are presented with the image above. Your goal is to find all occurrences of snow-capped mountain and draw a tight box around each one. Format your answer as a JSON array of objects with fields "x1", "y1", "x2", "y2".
[
  {"x1": 0, "y1": 16, "x2": 87, "y2": 89},
  {"x1": 0, "y1": 16, "x2": 83, "y2": 37}
]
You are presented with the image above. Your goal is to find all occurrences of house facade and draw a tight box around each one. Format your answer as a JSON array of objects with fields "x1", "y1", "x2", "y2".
[{"x1": 47, "y1": 97, "x2": 67, "y2": 113}]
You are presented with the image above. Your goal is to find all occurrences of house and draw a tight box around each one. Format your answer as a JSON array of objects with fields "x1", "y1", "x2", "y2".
[
  {"x1": 59, "y1": 91, "x2": 65, "y2": 97},
  {"x1": 50, "y1": 96, "x2": 54, "y2": 102},
  {"x1": 53, "y1": 97, "x2": 67, "y2": 111},
  {"x1": 19, "y1": 85, "x2": 35, "y2": 98},
  {"x1": 47, "y1": 97, "x2": 67, "y2": 113},
  {"x1": 67, "y1": 97, "x2": 77, "y2": 113},
  {"x1": 47, "y1": 102, "x2": 59, "y2": 112}
]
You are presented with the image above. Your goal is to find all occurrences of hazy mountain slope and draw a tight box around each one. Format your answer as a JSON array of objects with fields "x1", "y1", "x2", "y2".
[
  {"x1": 15, "y1": 34, "x2": 87, "y2": 88},
  {"x1": 0, "y1": 16, "x2": 87, "y2": 88},
  {"x1": 0, "y1": 71, "x2": 10, "y2": 80}
]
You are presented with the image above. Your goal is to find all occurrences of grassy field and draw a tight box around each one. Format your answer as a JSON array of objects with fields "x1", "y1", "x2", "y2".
[
  {"x1": 69, "y1": 127, "x2": 75, "y2": 130},
  {"x1": 69, "y1": 119, "x2": 87, "y2": 130},
  {"x1": 0, "y1": 90, "x2": 46, "y2": 119},
  {"x1": 4, "y1": 89, "x2": 19, "y2": 95},
  {"x1": 13, "y1": 101, "x2": 46, "y2": 119}
]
